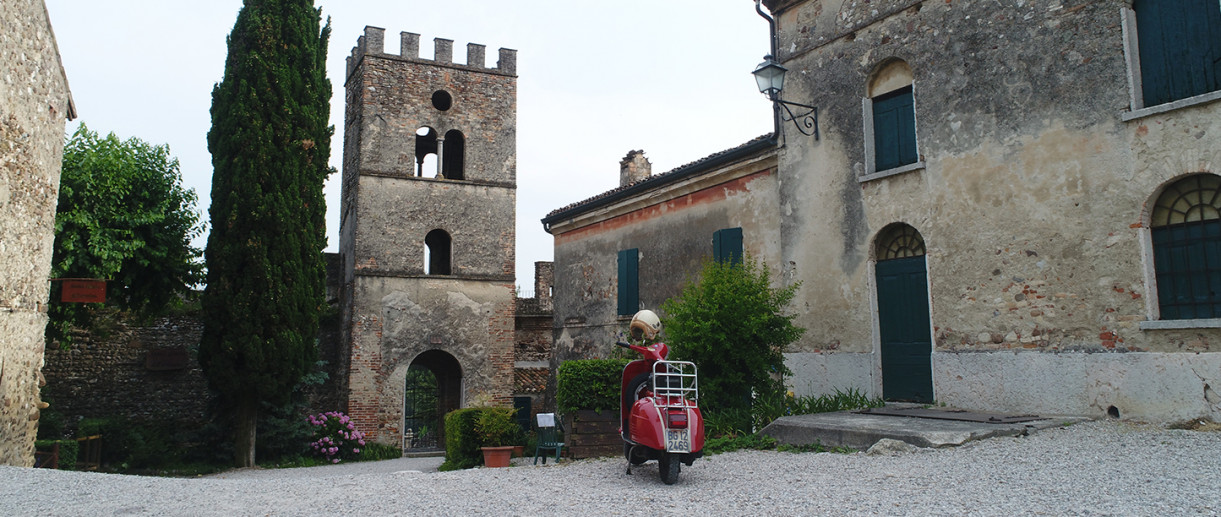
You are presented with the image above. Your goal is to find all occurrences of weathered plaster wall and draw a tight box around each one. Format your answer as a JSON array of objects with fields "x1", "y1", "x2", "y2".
[
  {"x1": 786, "y1": 351, "x2": 874, "y2": 396},
  {"x1": 550, "y1": 155, "x2": 781, "y2": 364},
  {"x1": 772, "y1": 0, "x2": 1134, "y2": 352},
  {"x1": 0, "y1": 0, "x2": 72, "y2": 466},
  {"x1": 351, "y1": 175, "x2": 515, "y2": 277},
  {"x1": 767, "y1": 0, "x2": 1221, "y2": 420},
  {"x1": 345, "y1": 277, "x2": 515, "y2": 442}
]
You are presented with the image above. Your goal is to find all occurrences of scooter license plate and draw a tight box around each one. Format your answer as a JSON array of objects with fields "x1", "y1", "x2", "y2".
[{"x1": 666, "y1": 429, "x2": 690, "y2": 453}]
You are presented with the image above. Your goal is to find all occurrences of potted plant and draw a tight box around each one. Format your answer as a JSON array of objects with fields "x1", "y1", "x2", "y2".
[{"x1": 475, "y1": 408, "x2": 518, "y2": 468}]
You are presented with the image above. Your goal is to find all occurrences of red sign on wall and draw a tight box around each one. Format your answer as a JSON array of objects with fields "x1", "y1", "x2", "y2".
[{"x1": 61, "y1": 279, "x2": 106, "y2": 303}]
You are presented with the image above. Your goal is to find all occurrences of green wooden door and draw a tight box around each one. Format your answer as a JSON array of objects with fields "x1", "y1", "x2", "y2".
[{"x1": 876, "y1": 255, "x2": 934, "y2": 402}]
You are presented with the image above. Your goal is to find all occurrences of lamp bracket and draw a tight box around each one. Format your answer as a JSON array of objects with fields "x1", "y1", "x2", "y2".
[{"x1": 771, "y1": 96, "x2": 819, "y2": 140}]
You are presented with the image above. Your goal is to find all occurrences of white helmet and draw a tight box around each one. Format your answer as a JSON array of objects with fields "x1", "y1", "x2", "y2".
[{"x1": 629, "y1": 309, "x2": 662, "y2": 341}]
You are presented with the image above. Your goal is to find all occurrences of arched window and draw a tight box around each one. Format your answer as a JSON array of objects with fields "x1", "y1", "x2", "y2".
[
  {"x1": 865, "y1": 60, "x2": 919, "y2": 174},
  {"x1": 1150, "y1": 174, "x2": 1221, "y2": 319},
  {"x1": 442, "y1": 130, "x2": 465, "y2": 180},
  {"x1": 425, "y1": 229, "x2": 451, "y2": 275},
  {"x1": 875, "y1": 223, "x2": 926, "y2": 260},
  {"x1": 415, "y1": 127, "x2": 438, "y2": 177}
]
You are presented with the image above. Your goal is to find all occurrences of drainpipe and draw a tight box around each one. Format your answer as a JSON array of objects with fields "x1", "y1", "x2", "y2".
[{"x1": 755, "y1": 0, "x2": 781, "y2": 143}]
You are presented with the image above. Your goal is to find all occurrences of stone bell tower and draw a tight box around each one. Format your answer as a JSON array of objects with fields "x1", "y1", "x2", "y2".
[{"x1": 338, "y1": 26, "x2": 517, "y2": 447}]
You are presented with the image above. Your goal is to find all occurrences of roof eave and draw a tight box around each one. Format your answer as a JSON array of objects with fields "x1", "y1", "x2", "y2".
[{"x1": 541, "y1": 135, "x2": 778, "y2": 232}]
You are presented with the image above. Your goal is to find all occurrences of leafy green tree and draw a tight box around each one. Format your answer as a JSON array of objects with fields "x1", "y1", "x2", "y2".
[
  {"x1": 49, "y1": 124, "x2": 204, "y2": 343},
  {"x1": 661, "y1": 256, "x2": 804, "y2": 433},
  {"x1": 200, "y1": 0, "x2": 332, "y2": 467}
]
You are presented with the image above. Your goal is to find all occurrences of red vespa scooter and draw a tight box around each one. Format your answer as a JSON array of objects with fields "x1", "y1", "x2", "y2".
[{"x1": 616, "y1": 310, "x2": 704, "y2": 485}]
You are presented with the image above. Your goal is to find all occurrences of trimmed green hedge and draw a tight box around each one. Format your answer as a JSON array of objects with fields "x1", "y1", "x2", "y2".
[
  {"x1": 556, "y1": 359, "x2": 629, "y2": 414},
  {"x1": 440, "y1": 408, "x2": 484, "y2": 471}
]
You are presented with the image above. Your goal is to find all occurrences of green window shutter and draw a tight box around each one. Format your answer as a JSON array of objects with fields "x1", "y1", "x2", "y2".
[
  {"x1": 1135, "y1": 0, "x2": 1221, "y2": 106},
  {"x1": 1153, "y1": 219, "x2": 1221, "y2": 319},
  {"x1": 872, "y1": 86, "x2": 917, "y2": 171},
  {"x1": 713, "y1": 227, "x2": 744, "y2": 265},
  {"x1": 618, "y1": 248, "x2": 639, "y2": 315}
]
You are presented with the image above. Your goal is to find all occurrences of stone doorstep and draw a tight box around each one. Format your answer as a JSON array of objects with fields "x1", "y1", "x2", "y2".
[{"x1": 759, "y1": 408, "x2": 1091, "y2": 450}]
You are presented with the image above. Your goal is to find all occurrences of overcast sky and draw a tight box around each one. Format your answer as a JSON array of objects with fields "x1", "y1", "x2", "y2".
[{"x1": 43, "y1": 0, "x2": 775, "y2": 289}]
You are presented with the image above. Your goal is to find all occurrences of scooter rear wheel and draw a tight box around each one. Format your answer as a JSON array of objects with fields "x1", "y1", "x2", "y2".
[{"x1": 659, "y1": 453, "x2": 680, "y2": 485}]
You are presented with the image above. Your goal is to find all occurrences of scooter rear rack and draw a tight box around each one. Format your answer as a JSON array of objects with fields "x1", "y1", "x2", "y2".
[{"x1": 652, "y1": 360, "x2": 698, "y2": 407}]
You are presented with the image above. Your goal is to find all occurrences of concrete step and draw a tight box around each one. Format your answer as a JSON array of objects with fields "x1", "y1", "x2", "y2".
[{"x1": 759, "y1": 407, "x2": 1089, "y2": 450}]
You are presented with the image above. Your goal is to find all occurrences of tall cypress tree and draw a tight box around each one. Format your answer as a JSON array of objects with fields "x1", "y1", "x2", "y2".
[{"x1": 200, "y1": 0, "x2": 331, "y2": 467}]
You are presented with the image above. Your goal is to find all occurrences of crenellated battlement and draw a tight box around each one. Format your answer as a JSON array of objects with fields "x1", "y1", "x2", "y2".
[{"x1": 346, "y1": 26, "x2": 516, "y2": 80}]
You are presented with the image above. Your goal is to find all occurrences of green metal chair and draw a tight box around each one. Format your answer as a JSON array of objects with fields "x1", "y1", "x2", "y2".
[{"x1": 533, "y1": 413, "x2": 565, "y2": 465}]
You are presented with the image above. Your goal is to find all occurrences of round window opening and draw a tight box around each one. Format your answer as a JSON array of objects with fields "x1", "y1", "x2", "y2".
[{"x1": 431, "y1": 90, "x2": 452, "y2": 111}]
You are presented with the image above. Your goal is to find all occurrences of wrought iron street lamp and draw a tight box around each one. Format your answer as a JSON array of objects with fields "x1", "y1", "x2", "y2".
[{"x1": 753, "y1": 55, "x2": 819, "y2": 140}]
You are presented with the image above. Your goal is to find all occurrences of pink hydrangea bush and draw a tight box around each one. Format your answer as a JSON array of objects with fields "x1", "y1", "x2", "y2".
[{"x1": 308, "y1": 411, "x2": 366, "y2": 464}]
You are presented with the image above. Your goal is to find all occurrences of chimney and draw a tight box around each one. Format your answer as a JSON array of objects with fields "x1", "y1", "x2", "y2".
[{"x1": 619, "y1": 150, "x2": 651, "y2": 187}]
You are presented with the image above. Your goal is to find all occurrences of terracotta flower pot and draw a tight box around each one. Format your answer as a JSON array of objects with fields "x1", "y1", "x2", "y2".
[
  {"x1": 481, "y1": 446, "x2": 514, "y2": 468},
  {"x1": 512, "y1": 445, "x2": 526, "y2": 457}
]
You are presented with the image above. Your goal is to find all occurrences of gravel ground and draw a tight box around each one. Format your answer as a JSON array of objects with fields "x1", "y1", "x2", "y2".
[{"x1": 3, "y1": 420, "x2": 1219, "y2": 516}]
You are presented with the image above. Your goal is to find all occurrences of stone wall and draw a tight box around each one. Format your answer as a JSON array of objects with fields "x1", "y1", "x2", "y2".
[
  {"x1": 40, "y1": 257, "x2": 345, "y2": 441},
  {"x1": 39, "y1": 308, "x2": 347, "y2": 439},
  {"x1": 40, "y1": 315, "x2": 211, "y2": 435},
  {"x1": 0, "y1": 0, "x2": 74, "y2": 466}
]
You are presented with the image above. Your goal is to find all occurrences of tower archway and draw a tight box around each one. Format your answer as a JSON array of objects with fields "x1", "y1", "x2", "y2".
[{"x1": 404, "y1": 350, "x2": 462, "y2": 451}]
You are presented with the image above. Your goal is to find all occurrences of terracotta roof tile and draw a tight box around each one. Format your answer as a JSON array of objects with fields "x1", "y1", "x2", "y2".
[{"x1": 514, "y1": 368, "x2": 549, "y2": 394}]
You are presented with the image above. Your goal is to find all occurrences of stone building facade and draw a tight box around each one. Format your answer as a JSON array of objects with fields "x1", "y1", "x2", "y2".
[
  {"x1": 0, "y1": 0, "x2": 75, "y2": 467},
  {"x1": 545, "y1": 0, "x2": 1221, "y2": 422},
  {"x1": 338, "y1": 27, "x2": 520, "y2": 447},
  {"x1": 543, "y1": 142, "x2": 780, "y2": 364}
]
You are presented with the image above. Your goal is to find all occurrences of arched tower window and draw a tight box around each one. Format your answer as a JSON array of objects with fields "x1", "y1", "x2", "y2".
[
  {"x1": 442, "y1": 130, "x2": 465, "y2": 180},
  {"x1": 865, "y1": 59, "x2": 919, "y2": 174},
  {"x1": 1150, "y1": 174, "x2": 1221, "y2": 319},
  {"x1": 424, "y1": 229, "x2": 452, "y2": 275},
  {"x1": 415, "y1": 127, "x2": 438, "y2": 177},
  {"x1": 875, "y1": 223, "x2": 926, "y2": 260}
]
